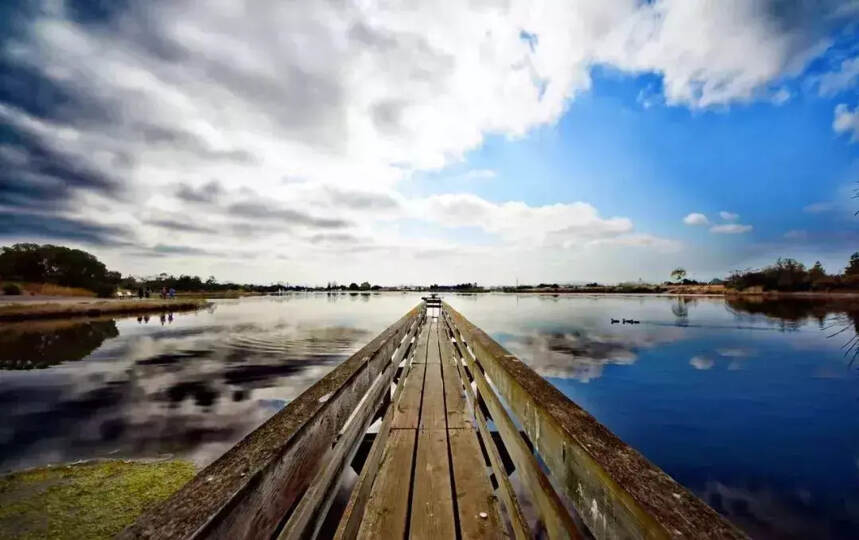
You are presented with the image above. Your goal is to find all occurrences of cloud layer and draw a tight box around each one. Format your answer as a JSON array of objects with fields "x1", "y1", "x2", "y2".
[{"x1": 0, "y1": 0, "x2": 852, "y2": 282}]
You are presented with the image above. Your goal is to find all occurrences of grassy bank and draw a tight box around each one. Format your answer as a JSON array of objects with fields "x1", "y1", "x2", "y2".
[
  {"x1": 0, "y1": 460, "x2": 195, "y2": 540},
  {"x1": 0, "y1": 299, "x2": 210, "y2": 322}
]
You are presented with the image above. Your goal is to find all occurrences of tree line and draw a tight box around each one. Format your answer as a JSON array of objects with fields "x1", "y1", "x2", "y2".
[
  {"x1": 726, "y1": 253, "x2": 859, "y2": 292},
  {"x1": 0, "y1": 243, "x2": 281, "y2": 297}
]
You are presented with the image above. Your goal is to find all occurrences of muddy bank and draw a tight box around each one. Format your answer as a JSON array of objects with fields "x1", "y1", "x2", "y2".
[{"x1": 0, "y1": 298, "x2": 210, "y2": 322}]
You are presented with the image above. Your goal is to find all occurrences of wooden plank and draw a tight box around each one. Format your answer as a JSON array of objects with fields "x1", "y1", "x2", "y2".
[
  {"x1": 392, "y1": 364, "x2": 425, "y2": 429},
  {"x1": 409, "y1": 429, "x2": 456, "y2": 539},
  {"x1": 278, "y1": 318, "x2": 421, "y2": 540},
  {"x1": 356, "y1": 429, "x2": 416, "y2": 540},
  {"x1": 418, "y1": 362, "x2": 446, "y2": 431},
  {"x1": 444, "y1": 304, "x2": 747, "y2": 540},
  {"x1": 335, "y1": 316, "x2": 425, "y2": 540},
  {"x1": 423, "y1": 319, "x2": 440, "y2": 364},
  {"x1": 444, "y1": 316, "x2": 530, "y2": 540},
  {"x1": 410, "y1": 319, "x2": 431, "y2": 364},
  {"x1": 448, "y1": 429, "x2": 506, "y2": 540},
  {"x1": 438, "y1": 326, "x2": 470, "y2": 429}
]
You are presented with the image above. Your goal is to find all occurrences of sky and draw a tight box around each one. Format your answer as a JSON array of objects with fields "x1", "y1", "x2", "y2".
[{"x1": 1, "y1": 0, "x2": 859, "y2": 286}]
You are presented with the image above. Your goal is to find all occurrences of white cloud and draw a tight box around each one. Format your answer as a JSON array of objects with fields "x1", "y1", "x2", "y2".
[
  {"x1": 710, "y1": 224, "x2": 753, "y2": 234},
  {"x1": 719, "y1": 211, "x2": 739, "y2": 221},
  {"x1": 716, "y1": 348, "x2": 755, "y2": 358},
  {"x1": 784, "y1": 229, "x2": 809, "y2": 240},
  {"x1": 0, "y1": 0, "x2": 849, "y2": 282},
  {"x1": 818, "y1": 57, "x2": 859, "y2": 96},
  {"x1": 683, "y1": 213, "x2": 710, "y2": 226},
  {"x1": 690, "y1": 356, "x2": 714, "y2": 370},
  {"x1": 803, "y1": 202, "x2": 836, "y2": 213},
  {"x1": 771, "y1": 88, "x2": 791, "y2": 105},
  {"x1": 833, "y1": 103, "x2": 859, "y2": 141}
]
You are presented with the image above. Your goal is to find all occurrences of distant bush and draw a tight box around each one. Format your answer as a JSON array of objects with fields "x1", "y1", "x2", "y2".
[
  {"x1": 93, "y1": 284, "x2": 117, "y2": 298},
  {"x1": 3, "y1": 283, "x2": 21, "y2": 295}
]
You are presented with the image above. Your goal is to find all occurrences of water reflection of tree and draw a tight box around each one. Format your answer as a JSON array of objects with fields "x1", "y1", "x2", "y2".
[
  {"x1": 671, "y1": 297, "x2": 697, "y2": 323},
  {"x1": 725, "y1": 296, "x2": 859, "y2": 364},
  {"x1": 0, "y1": 319, "x2": 119, "y2": 369}
]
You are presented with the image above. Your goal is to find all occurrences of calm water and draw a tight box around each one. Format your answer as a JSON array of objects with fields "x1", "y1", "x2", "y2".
[{"x1": 1, "y1": 293, "x2": 858, "y2": 538}]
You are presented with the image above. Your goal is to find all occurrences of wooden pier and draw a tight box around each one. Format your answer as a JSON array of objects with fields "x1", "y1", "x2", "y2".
[{"x1": 122, "y1": 302, "x2": 746, "y2": 539}]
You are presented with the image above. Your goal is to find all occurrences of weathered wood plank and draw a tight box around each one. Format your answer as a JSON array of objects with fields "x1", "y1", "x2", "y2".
[
  {"x1": 445, "y1": 318, "x2": 530, "y2": 540},
  {"x1": 418, "y1": 362, "x2": 446, "y2": 431},
  {"x1": 424, "y1": 319, "x2": 440, "y2": 364},
  {"x1": 410, "y1": 319, "x2": 431, "y2": 364},
  {"x1": 409, "y1": 429, "x2": 456, "y2": 539},
  {"x1": 120, "y1": 305, "x2": 423, "y2": 540},
  {"x1": 453, "y1": 315, "x2": 579, "y2": 539},
  {"x1": 392, "y1": 364, "x2": 426, "y2": 429},
  {"x1": 278, "y1": 318, "x2": 421, "y2": 540},
  {"x1": 334, "y1": 316, "x2": 424, "y2": 540},
  {"x1": 448, "y1": 428, "x2": 506, "y2": 540},
  {"x1": 438, "y1": 326, "x2": 470, "y2": 429},
  {"x1": 356, "y1": 429, "x2": 416, "y2": 540},
  {"x1": 444, "y1": 303, "x2": 747, "y2": 540}
]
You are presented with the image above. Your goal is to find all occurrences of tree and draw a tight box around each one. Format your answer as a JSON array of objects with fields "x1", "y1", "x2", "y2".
[
  {"x1": 359, "y1": 281, "x2": 371, "y2": 290},
  {"x1": 670, "y1": 268, "x2": 687, "y2": 282},
  {"x1": 0, "y1": 243, "x2": 120, "y2": 296},
  {"x1": 348, "y1": 282, "x2": 359, "y2": 290},
  {"x1": 846, "y1": 252, "x2": 859, "y2": 276},
  {"x1": 809, "y1": 261, "x2": 826, "y2": 282}
]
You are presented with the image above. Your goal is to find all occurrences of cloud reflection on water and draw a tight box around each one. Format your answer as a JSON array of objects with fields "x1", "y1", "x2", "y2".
[{"x1": 0, "y1": 293, "x2": 422, "y2": 471}]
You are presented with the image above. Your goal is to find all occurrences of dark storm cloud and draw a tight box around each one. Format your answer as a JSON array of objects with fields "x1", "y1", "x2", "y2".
[
  {"x1": 0, "y1": 59, "x2": 82, "y2": 123},
  {"x1": 324, "y1": 186, "x2": 401, "y2": 210},
  {"x1": 227, "y1": 201, "x2": 349, "y2": 228},
  {"x1": 174, "y1": 180, "x2": 224, "y2": 204},
  {"x1": 151, "y1": 244, "x2": 217, "y2": 255},
  {"x1": 145, "y1": 218, "x2": 216, "y2": 234},
  {"x1": 0, "y1": 212, "x2": 133, "y2": 246},
  {"x1": 139, "y1": 125, "x2": 256, "y2": 163},
  {"x1": 0, "y1": 134, "x2": 125, "y2": 210}
]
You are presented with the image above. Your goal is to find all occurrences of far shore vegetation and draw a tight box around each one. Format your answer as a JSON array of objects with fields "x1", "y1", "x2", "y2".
[{"x1": 3, "y1": 243, "x2": 859, "y2": 299}]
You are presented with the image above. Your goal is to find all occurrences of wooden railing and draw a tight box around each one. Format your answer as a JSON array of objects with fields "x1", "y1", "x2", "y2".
[
  {"x1": 441, "y1": 302, "x2": 746, "y2": 540},
  {"x1": 120, "y1": 304, "x2": 424, "y2": 540}
]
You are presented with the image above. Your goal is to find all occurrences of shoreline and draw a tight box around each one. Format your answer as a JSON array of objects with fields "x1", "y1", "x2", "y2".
[{"x1": 0, "y1": 298, "x2": 211, "y2": 322}]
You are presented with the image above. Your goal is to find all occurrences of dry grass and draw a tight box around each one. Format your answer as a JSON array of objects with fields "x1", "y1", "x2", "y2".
[
  {"x1": 1, "y1": 282, "x2": 96, "y2": 297},
  {"x1": 0, "y1": 299, "x2": 210, "y2": 322},
  {"x1": 663, "y1": 283, "x2": 726, "y2": 295}
]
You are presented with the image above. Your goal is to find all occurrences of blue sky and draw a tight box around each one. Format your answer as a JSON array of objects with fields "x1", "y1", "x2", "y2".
[{"x1": 1, "y1": 1, "x2": 858, "y2": 284}]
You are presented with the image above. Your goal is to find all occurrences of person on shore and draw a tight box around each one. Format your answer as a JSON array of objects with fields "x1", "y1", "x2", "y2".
[
  {"x1": 137, "y1": 287, "x2": 144, "y2": 299},
  {"x1": 168, "y1": 287, "x2": 176, "y2": 299},
  {"x1": 145, "y1": 287, "x2": 150, "y2": 298},
  {"x1": 161, "y1": 286, "x2": 167, "y2": 299}
]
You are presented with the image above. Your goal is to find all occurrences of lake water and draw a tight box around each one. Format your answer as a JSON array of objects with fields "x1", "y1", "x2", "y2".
[{"x1": 1, "y1": 293, "x2": 858, "y2": 538}]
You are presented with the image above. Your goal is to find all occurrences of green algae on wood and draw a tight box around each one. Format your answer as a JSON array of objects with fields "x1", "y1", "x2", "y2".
[{"x1": 0, "y1": 460, "x2": 196, "y2": 540}]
